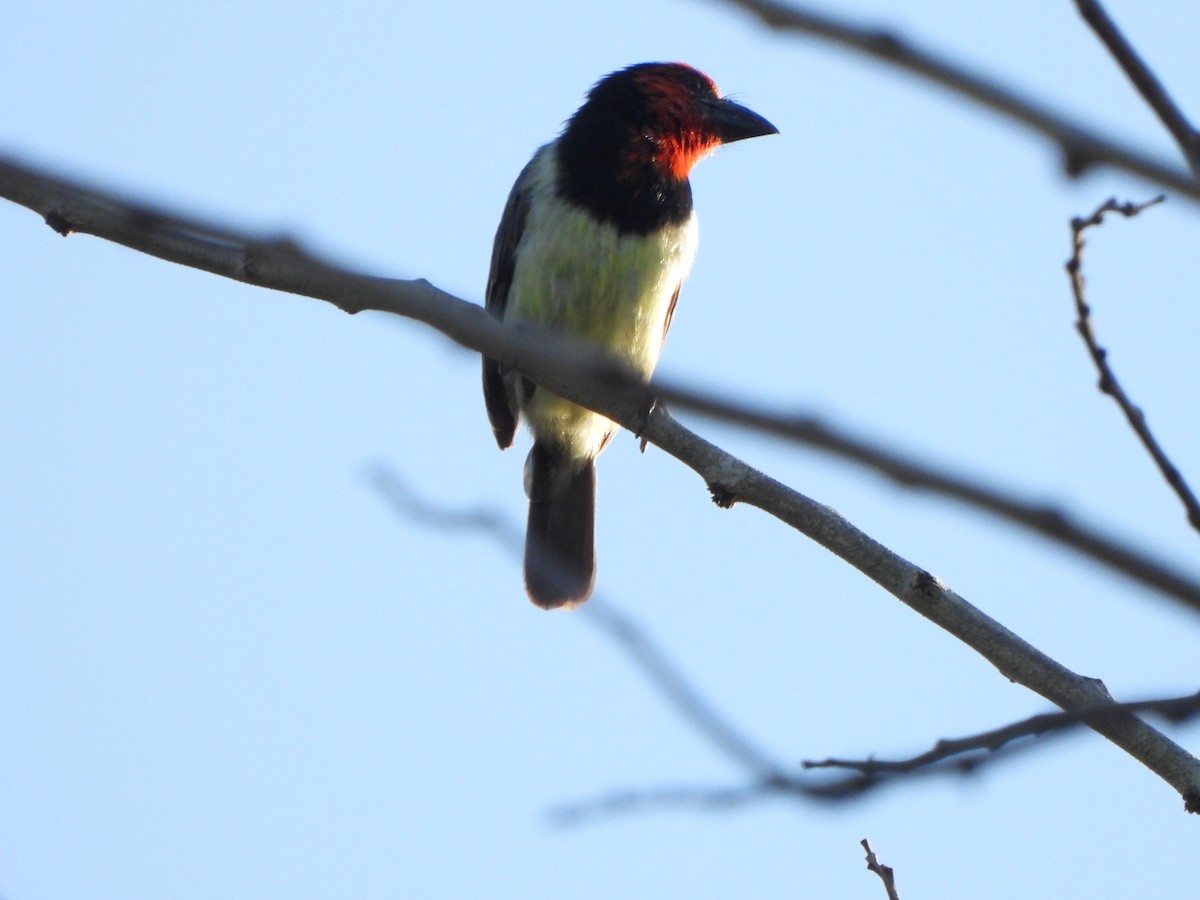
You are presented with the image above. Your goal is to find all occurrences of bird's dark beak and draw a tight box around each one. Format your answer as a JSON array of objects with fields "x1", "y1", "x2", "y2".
[{"x1": 701, "y1": 96, "x2": 778, "y2": 144}]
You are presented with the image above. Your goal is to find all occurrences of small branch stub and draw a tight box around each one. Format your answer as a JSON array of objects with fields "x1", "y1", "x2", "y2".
[{"x1": 861, "y1": 839, "x2": 901, "y2": 900}]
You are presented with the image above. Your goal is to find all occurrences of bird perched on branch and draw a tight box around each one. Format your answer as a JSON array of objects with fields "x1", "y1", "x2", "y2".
[{"x1": 483, "y1": 62, "x2": 777, "y2": 609}]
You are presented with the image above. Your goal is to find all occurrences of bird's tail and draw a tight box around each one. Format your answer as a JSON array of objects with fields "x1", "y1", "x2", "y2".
[{"x1": 524, "y1": 442, "x2": 596, "y2": 609}]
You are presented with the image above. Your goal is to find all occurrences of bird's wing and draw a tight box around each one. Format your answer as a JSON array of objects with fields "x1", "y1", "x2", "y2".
[
  {"x1": 482, "y1": 153, "x2": 539, "y2": 450},
  {"x1": 660, "y1": 279, "x2": 683, "y2": 350}
]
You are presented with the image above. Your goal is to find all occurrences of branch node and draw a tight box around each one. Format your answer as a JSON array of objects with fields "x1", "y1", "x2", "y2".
[
  {"x1": 708, "y1": 482, "x2": 738, "y2": 509},
  {"x1": 1185, "y1": 788, "x2": 1200, "y2": 815},
  {"x1": 43, "y1": 210, "x2": 74, "y2": 236},
  {"x1": 911, "y1": 568, "x2": 938, "y2": 597},
  {"x1": 861, "y1": 839, "x2": 901, "y2": 900},
  {"x1": 1062, "y1": 143, "x2": 1095, "y2": 179}
]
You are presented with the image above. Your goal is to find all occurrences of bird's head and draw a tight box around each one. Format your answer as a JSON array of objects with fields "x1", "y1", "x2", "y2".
[
  {"x1": 576, "y1": 62, "x2": 778, "y2": 181},
  {"x1": 555, "y1": 62, "x2": 776, "y2": 232}
]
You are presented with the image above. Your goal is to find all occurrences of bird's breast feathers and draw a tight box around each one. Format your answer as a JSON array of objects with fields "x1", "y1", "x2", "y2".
[
  {"x1": 506, "y1": 146, "x2": 698, "y2": 378},
  {"x1": 500, "y1": 145, "x2": 698, "y2": 461}
]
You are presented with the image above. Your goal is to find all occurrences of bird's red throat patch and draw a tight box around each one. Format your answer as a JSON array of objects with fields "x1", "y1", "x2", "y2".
[{"x1": 634, "y1": 68, "x2": 723, "y2": 180}]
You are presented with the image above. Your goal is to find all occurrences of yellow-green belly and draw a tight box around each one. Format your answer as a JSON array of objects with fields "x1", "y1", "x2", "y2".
[{"x1": 506, "y1": 193, "x2": 697, "y2": 461}]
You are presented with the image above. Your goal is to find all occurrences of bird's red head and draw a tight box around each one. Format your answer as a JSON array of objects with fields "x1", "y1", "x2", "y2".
[{"x1": 584, "y1": 62, "x2": 778, "y2": 181}]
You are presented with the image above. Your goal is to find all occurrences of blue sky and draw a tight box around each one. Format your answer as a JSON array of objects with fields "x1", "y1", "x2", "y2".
[{"x1": 3, "y1": 1, "x2": 1199, "y2": 897}]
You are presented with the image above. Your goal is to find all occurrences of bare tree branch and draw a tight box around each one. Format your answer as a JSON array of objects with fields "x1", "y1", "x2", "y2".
[
  {"x1": 568, "y1": 689, "x2": 1200, "y2": 812},
  {"x1": 4, "y1": 155, "x2": 1200, "y2": 810},
  {"x1": 1074, "y1": 0, "x2": 1200, "y2": 177},
  {"x1": 549, "y1": 769, "x2": 942, "y2": 823},
  {"x1": 862, "y1": 840, "x2": 901, "y2": 900},
  {"x1": 562, "y1": 689, "x2": 1200, "y2": 816},
  {"x1": 706, "y1": 0, "x2": 1200, "y2": 199},
  {"x1": 4, "y1": 155, "x2": 1199, "y2": 616},
  {"x1": 805, "y1": 689, "x2": 1200, "y2": 780},
  {"x1": 1065, "y1": 196, "x2": 1200, "y2": 533},
  {"x1": 549, "y1": 781, "x2": 779, "y2": 824},
  {"x1": 370, "y1": 466, "x2": 1200, "y2": 813},
  {"x1": 682, "y1": 402, "x2": 1200, "y2": 616},
  {"x1": 372, "y1": 469, "x2": 1200, "y2": 816}
]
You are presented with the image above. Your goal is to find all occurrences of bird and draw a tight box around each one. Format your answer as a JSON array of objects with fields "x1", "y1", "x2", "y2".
[{"x1": 482, "y1": 62, "x2": 777, "y2": 609}]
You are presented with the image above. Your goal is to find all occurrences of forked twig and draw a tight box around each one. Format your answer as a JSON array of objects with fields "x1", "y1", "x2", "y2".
[
  {"x1": 804, "y1": 689, "x2": 1200, "y2": 780},
  {"x1": 862, "y1": 840, "x2": 901, "y2": 900},
  {"x1": 1065, "y1": 196, "x2": 1200, "y2": 533}
]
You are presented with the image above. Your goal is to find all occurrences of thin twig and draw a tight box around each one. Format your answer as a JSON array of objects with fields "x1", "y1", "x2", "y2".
[
  {"x1": 369, "y1": 464, "x2": 788, "y2": 781},
  {"x1": 1066, "y1": 196, "x2": 1200, "y2": 533},
  {"x1": 549, "y1": 781, "x2": 779, "y2": 824},
  {"x1": 1074, "y1": 0, "x2": 1200, "y2": 177},
  {"x1": 368, "y1": 464, "x2": 524, "y2": 555},
  {"x1": 706, "y1": 0, "x2": 1200, "y2": 199},
  {"x1": 804, "y1": 689, "x2": 1200, "y2": 778},
  {"x1": 549, "y1": 762, "x2": 973, "y2": 821},
  {"x1": 862, "y1": 840, "x2": 901, "y2": 900},
  {"x1": 583, "y1": 604, "x2": 784, "y2": 777}
]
